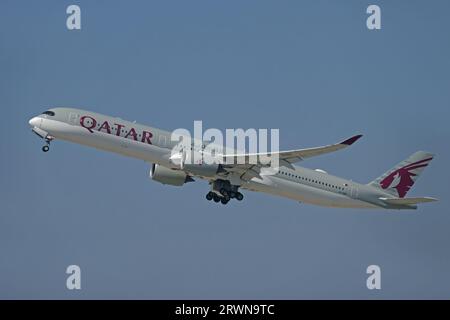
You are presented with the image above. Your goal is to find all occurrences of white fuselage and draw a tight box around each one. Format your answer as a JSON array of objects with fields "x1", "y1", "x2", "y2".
[{"x1": 29, "y1": 108, "x2": 392, "y2": 209}]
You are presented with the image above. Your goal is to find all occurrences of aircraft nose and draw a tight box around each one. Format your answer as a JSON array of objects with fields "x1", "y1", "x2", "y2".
[{"x1": 29, "y1": 116, "x2": 41, "y2": 128}]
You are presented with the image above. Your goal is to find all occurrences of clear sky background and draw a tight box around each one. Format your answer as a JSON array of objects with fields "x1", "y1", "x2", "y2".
[{"x1": 1, "y1": 0, "x2": 449, "y2": 299}]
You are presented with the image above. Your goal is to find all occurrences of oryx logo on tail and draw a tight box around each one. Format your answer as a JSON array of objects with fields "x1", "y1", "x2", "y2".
[{"x1": 379, "y1": 157, "x2": 433, "y2": 198}]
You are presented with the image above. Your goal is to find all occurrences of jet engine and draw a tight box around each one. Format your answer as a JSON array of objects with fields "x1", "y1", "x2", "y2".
[{"x1": 150, "y1": 164, "x2": 194, "y2": 186}]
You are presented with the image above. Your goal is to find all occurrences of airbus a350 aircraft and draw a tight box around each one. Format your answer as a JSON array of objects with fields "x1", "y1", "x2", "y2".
[{"x1": 29, "y1": 108, "x2": 437, "y2": 209}]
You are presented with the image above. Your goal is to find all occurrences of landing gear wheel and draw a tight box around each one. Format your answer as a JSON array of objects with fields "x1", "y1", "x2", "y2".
[
  {"x1": 206, "y1": 192, "x2": 213, "y2": 201},
  {"x1": 220, "y1": 189, "x2": 230, "y2": 201},
  {"x1": 42, "y1": 145, "x2": 49, "y2": 152},
  {"x1": 236, "y1": 192, "x2": 244, "y2": 201},
  {"x1": 213, "y1": 194, "x2": 220, "y2": 203},
  {"x1": 220, "y1": 198, "x2": 229, "y2": 205}
]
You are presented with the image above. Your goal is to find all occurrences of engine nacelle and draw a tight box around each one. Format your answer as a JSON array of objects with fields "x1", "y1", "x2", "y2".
[{"x1": 150, "y1": 164, "x2": 193, "y2": 186}]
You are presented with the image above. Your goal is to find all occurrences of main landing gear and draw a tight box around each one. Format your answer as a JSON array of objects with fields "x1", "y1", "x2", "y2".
[
  {"x1": 205, "y1": 191, "x2": 244, "y2": 205},
  {"x1": 205, "y1": 179, "x2": 244, "y2": 205}
]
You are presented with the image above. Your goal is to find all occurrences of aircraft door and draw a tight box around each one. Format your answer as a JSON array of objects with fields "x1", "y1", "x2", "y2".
[
  {"x1": 350, "y1": 184, "x2": 359, "y2": 199},
  {"x1": 68, "y1": 112, "x2": 80, "y2": 125}
]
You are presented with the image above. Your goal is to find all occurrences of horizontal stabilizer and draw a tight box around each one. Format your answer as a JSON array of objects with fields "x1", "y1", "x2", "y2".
[{"x1": 379, "y1": 197, "x2": 438, "y2": 205}]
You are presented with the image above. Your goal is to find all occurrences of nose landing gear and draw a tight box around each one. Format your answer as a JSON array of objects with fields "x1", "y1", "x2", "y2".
[
  {"x1": 32, "y1": 127, "x2": 53, "y2": 153},
  {"x1": 42, "y1": 138, "x2": 52, "y2": 153}
]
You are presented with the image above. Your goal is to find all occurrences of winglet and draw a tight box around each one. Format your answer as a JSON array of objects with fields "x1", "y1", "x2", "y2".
[{"x1": 340, "y1": 134, "x2": 363, "y2": 146}]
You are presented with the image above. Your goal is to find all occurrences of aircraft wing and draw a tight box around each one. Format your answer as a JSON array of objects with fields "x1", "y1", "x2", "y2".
[{"x1": 220, "y1": 134, "x2": 363, "y2": 170}]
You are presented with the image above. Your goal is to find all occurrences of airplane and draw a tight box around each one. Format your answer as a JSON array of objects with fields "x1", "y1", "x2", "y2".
[{"x1": 28, "y1": 107, "x2": 437, "y2": 209}]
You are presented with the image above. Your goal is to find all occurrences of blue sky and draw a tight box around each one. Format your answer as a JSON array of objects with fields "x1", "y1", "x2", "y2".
[{"x1": 1, "y1": 0, "x2": 449, "y2": 298}]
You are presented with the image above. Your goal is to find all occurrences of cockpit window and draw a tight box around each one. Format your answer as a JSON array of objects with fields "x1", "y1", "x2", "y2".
[{"x1": 42, "y1": 111, "x2": 55, "y2": 116}]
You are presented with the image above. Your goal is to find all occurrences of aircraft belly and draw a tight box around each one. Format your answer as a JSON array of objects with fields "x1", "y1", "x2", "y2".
[{"x1": 245, "y1": 176, "x2": 375, "y2": 208}]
